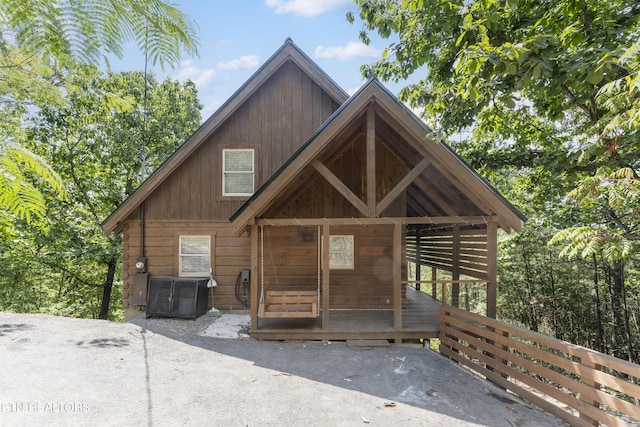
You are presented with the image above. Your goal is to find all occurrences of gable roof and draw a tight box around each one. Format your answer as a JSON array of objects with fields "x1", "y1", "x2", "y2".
[
  {"x1": 102, "y1": 38, "x2": 349, "y2": 234},
  {"x1": 230, "y1": 78, "x2": 526, "y2": 235}
]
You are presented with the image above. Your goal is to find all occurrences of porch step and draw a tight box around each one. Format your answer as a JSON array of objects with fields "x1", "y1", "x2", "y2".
[{"x1": 346, "y1": 339, "x2": 390, "y2": 348}]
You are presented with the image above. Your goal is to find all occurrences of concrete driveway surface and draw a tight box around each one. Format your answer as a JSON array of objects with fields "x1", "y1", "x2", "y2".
[{"x1": 0, "y1": 312, "x2": 565, "y2": 426}]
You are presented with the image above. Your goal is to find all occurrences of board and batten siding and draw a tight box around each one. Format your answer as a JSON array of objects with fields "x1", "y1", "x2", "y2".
[
  {"x1": 144, "y1": 60, "x2": 341, "y2": 222},
  {"x1": 120, "y1": 61, "x2": 341, "y2": 312}
]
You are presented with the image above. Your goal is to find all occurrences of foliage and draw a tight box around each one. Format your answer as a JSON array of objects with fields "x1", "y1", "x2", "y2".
[
  {"x1": 598, "y1": 40, "x2": 640, "y2": 146},
  {"x1": 0, "y1": 0, "x2": 199, "y2": 72},
  {"x1": 0, "y1": 0, "x2": 198, "y2": 222},
  {"x1": 350, "y1": 0, "x2": 639, "y2": 133},
  {"x1": 499, "y1": 224, "x2": 598, "y2": 343},
  {"x1": 0, "y1": 141, "x2": 65, "y2": 223},
  {"x1": 0, "y1": 69, "x2": 202, "y2": 320}
]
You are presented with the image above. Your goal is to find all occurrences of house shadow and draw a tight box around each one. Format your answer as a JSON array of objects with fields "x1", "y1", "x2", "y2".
[{"x1": 133, "y1": 318, "x2": 561, "y2": 427}]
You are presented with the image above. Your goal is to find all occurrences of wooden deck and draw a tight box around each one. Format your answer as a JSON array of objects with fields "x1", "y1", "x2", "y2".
[{"x1": 251, "y1": 286, "x2": 440, "y2": 342}]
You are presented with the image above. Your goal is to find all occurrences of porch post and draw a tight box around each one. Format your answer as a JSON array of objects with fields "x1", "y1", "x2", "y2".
[
  {"x1": 451, "y1": 226, "x2": 460, "y2": 307},
  {"x1": 322, "y1": 221, "x2": 331, "y2": 331},
  {"x1": 366, "y1": 106, "x2": 376, "y2": 217},
  {"x1": 415, "y1": 233, "x2": 422, "y2": 290},
  {"x1": 486, "y1": 221, "x2": 498, "y2": 318},
  {"x1": 432, "y1": 267, "x2": 438, "y2": 300},
  {"x1": 393, "y1": 222, "x2": 402, "y2": 330},
  {"x1": 250, "y1": 224, "x2": 259, "y2": 331}
]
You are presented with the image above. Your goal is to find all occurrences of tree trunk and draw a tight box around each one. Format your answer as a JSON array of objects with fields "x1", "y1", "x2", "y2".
[
  {"x1": 620, "y1": 270, "x2": 637, "y2": 364},
  {"x1": 607, "y1": 260, "x2": 626, "y2": 360},
  {"x1": 464, "y1": 283, "x2": 470, "y2": 311},
  {"x1": 521, "y1": 245, "x2": 538, "y2": 332},
  {"x1": 99, "y1": 257, "x2": 118, "y2": 320},
  {"x1": 593, "y1": 255, "x2": 605, "y2": 353},
  {"x1": 547, "y1": 251, "x2": 560, "y2": 340}
]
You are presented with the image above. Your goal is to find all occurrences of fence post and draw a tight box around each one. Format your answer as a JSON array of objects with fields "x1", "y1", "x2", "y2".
[
  {"x1": 580, "y1": 359, "x2": 601, "y2": 426},
  {"x1": 499, "y1": 329, "x2": 509, "y2": 381},
  {"x1": 484, "y1": 326, "x2": 509, "y2": 386}
]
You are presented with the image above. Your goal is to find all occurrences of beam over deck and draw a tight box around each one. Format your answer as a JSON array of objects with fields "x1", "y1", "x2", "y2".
[{"x1": 256, "y1": 215, "x2": 500, "y2": 227}]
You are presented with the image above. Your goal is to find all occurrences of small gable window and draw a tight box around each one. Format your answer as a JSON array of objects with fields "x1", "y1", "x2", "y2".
[
  {"x1": 223, "y1": 149, "x2": 254, "y2": 196},
  {"x1": 179, "y1": 235, "x2": 211, "y2": 277}
]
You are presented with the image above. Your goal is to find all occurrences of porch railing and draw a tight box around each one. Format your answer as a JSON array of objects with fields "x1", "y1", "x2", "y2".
[
  {"x1": 404, "y1": 280, "x2": 487, "y2": 309},
  {"x1": 439, "y1": 305, "x2": 640, "y2": 427}
]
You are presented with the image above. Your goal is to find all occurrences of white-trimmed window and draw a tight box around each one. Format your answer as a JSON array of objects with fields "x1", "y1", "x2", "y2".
[
  {"x1": 223, "y1": 149, "x2": 254, "y2": 196},
  {"x1": 329, "y1": 235, "x2": 354, "y2": 270},
  {"x1": 179, "y1": 235, "x2": 211, "y2": 277}
]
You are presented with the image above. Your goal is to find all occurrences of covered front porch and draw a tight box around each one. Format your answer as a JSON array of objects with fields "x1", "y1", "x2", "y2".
[
  {"x1": 246, "y1": 216, "x2": 495, "y2": 342},
  {"x1": 251, "y1": 285, "x2": 440, "y2": 342},
  {"x1": 230, "y1": 80, "x2": 524, "y2": 342}
]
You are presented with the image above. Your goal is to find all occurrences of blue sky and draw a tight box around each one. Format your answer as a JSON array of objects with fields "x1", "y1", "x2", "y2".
[{"x1": 109, "y1": 0, "x2": 418, "y2": 119}]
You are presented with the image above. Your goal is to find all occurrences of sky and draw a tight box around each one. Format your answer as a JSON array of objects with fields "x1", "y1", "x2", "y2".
[{"x1": 108, "y1": 0, "x2": 419, "y2": 120}]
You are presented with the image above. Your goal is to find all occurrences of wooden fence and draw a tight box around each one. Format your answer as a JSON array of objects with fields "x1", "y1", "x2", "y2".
[{"x1": 439, "y1": 305, "x2": 640, "y2": 427}]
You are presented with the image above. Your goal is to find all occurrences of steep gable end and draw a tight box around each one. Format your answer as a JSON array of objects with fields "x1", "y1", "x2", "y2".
[
  {"x1": 230, "y1": 78, "x2": 525, "y2": 235},
  {"x1": 102, "y1": 39, "x2": 348, "y2": 234}
]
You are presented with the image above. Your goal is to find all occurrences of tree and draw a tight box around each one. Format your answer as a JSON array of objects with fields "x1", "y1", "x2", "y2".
[
  {"x1": 349, "y1": 0, "x2": 639, "y2": 198},
  {"x1": 11, "y1": 69, "x2": 202, "y2": 320},
  {"x1": 0, "y1": 0, "x2": 198, "y2": 97},
  {"x1": 351, "y1": 0, "x2": 639, "y2": 359},
  {"x1": 0, "y1": 0, "x2": 198, "y2": 221},
  {"x1": 350, "y1": 0, "x2": 639, "y2": 222}
]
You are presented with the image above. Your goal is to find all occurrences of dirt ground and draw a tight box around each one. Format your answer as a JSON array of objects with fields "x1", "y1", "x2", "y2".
[{"x1": 0, "y1": 312, "x2": 567, "y2": 426}]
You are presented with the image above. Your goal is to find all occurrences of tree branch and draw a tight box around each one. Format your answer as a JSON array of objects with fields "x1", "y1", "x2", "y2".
[
  {"x1": 64, "y1": 142, "x2": 118, "y2": 246},
  {"x1": 35, "y1": 255, "x2": 104, "y2": 288},
  {"x1": 604, "y1": 201, "x2": 639, "y2": 240},
  {"x1": 561, "y1": 83, "x2": 597, "y2": 123}
]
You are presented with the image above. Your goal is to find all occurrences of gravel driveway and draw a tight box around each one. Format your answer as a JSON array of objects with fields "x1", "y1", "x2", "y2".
[{"x1": 0, "y1": 312, "x2": 565, "y2": 426}]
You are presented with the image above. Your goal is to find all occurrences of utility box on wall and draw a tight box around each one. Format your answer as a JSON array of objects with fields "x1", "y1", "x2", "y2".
[
  {"x1": 146, "y1": 276, "x2": 209, "y2": 319},
  {"x1": 132, "y1": 273, "x2": 149, "y2": 306}
]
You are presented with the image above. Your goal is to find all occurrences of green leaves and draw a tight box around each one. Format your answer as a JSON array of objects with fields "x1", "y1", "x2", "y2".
[
  {"x1": 353, "y1": 0, "x2": 640, "y2": 257},
  {"x1": 0, "y1": 142, "x2": 66, "y2": 223},
  {"x1": 550, "y1": 226, "x2": 632, "y2": 263},
  {"x1": 598, "y1": 40, "x2": 640, "y2": 138},
  {"x1": 0, "y1": 46, "x2": 66, "y2": 107},
  {"x1": 5, "y1": 69, "x2": 202, "y2": 320},
  {"x1": 0, "y1": 0, "x2": 199, "y2": 69},
  {"x1": 0, "y1": 0, "x2": 199, "y2": 225}
]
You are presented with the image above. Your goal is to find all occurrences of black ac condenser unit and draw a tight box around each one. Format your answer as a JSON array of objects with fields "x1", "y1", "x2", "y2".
[{"x1": 146, "y1": 276, "x2": 209, "y2": 319}]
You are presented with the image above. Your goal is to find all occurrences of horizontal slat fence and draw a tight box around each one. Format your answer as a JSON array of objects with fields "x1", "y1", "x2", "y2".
[
  {"x1": 406, "y1": 228, "x2": 488, "y2": 280},
  {"x1": 439, "y1": 305, "x2": 640, "y2": 427}
]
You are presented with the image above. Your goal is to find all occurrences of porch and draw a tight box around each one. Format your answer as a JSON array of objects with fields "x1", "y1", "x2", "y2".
[{"x1": 250, "y1": 285, "x2": 440, "y2": 342}]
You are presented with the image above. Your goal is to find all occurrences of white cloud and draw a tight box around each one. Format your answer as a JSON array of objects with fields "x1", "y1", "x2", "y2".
[
  {"x1": 265, "y1": 0, "x2": 351, "y2": 17},
  {"x1": 314, "y1": 41, "x2": 382, "y2": 61},
  {"x1": 175, "y1": 59, "x2": 216, "y2": 89},
  {"x1": 217, "y1": 55, "x2": 261, "y2": 70},
  {"x1": 346, "y1": 84, "x2": 364, "y2": 96}
]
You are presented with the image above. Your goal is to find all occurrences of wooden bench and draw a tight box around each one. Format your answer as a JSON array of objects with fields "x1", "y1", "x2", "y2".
[{"x1": 258, "y1": 290, "x2": 318, "y2": 318}]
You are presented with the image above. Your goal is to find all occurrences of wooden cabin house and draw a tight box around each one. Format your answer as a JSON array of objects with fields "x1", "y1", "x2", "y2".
[{"x1": 102, "y1": 39, "x2": 525, "y2": 342}]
